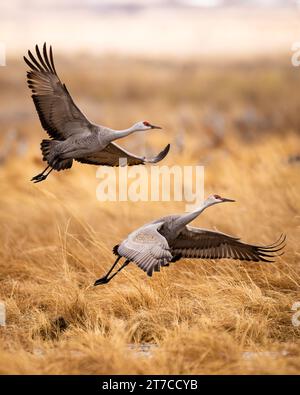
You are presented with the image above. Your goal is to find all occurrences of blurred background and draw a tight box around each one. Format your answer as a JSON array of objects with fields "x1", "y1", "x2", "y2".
[{"x1": 2, "y1": 0, "x2": 300, "y2": 57}]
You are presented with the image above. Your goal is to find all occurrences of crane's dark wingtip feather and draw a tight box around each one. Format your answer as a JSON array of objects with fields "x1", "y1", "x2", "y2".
[
  {"x1": 49, "y1": 45, "x2": 57, "y2": 74},
  {"x1": 35, "y1": 44, "x2": 50, "y2": 73},
  {"x1": 259, "y1": 242, "x2": 286, "y2": 254},
  {"x1": 43, "y1": 42, "x2": 54, "y2": 73},
  {"x1": 259, "y1": 247, "x2": 285, "y2": 255},
  {"x1": 261, "y1": 259, "x2": 275, "y2": 263},
  {"x1": 257, "y1": 237, "x2": 285, "y2": 262},
  {"x1": 263, "y1": 234, "x2": 286, "y2": 248},
  {"x1": 25, "y1": 43, "x2": 56, "y2": 75},
  {"x1": 28, "y1": 49, "x2": 45, "y2": 72},
  {"x1": 24, "y1": 55, "x2": 38, "y2": 72},
  {"x1": 275, "y1": 233, "x2": 286, "y2": 245},
  {"x1": 23, "y1": 55, "x2": 30, "y2": 66},
  {"x1": 43, "y1": 42, "x2": 47, "y2": 55},
  {"x1": 149, "y1": 143, "x2": 170, "y2": 164},
  {"x1": 254, "y1": 234, "x2": 286, "y2": 252},
  {"x1": 259, "y1": 251, "x2": 284, "y2": 260}
]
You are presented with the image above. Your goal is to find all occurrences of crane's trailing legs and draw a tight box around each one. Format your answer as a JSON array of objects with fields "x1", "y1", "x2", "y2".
[
  {"x1": 31, "y1": 166, "x2": 54, "y2": 183},
  {"x1": 94, "y1": 257, "x2": 130, "y2": 285},
  {"x1": 95, "y1": 255, "x2": 122, "y2": 284}
]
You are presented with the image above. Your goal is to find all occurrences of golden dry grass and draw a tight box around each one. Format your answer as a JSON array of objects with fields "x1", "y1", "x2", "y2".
[{"x1": 0, "y1": 55, "x2": 299, "y2": 374}]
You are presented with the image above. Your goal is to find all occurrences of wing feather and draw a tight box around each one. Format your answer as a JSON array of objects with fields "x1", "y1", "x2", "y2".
[
  {"x1": 171, "y1": 226, "x2": 285, "y2": 263},
  {"x1": 117, "y1": 222, "x2": 173, "y2": 276},
  {"x1": 24, "y1": 43, "x2": 93, "y2": 140},
  {"x1": 75, "y1": 142, "x2": 170, "y2": 167}
]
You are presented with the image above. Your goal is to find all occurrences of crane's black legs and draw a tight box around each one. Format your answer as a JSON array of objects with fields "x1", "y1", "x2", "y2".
[
  {"x1": 95, "y1": 255, "x2": 122, "y2": 284},
  {"x1": 31, "y1": 165, "x2": 49, "y2": 181},
  {"x1": 94, "y1": 257, "x2": 130, "y2": 286},
  {"x1": 103, "y1": 259, "x2": 130, "y2": 284},
  {"x1": 31, "y1": 166, "x2": 53, "y2": 183}
]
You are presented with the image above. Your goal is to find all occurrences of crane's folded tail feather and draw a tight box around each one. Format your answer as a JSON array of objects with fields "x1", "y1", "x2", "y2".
[
  {"x1": 41, "y1": 139, "x2": 73, "y2": 171},
  {"x1": 117, "y1": 242, "x2": 173, "y2": 277},
  {"x1": 113, "y1": 244, "x2": 120, "y2": 256}
]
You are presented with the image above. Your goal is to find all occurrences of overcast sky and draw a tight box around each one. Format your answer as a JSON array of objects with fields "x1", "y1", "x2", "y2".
[
  {"x1": 0, "y1": 0, "x2": 299, "y2": 11},
  {"x1": 1, "y1": 0, "x2": 299, "y2": 58}
]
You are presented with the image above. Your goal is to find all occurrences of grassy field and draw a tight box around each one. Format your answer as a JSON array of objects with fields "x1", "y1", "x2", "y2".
[{"x1": 0, "y1": 54, "x2": 299, "y2": 374}]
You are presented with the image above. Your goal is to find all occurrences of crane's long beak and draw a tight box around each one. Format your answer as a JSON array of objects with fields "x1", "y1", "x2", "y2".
[
  {"x1": 150, "y1": 124, "x2": 162, "y2": 130},
  {"x1": 221, "y1": 198, "x2": 235, "y2": 202}
]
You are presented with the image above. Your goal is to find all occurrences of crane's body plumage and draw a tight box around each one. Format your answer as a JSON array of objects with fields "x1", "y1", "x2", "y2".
[
  {"x1": 94, "y1": 195, "x2": 285, "y2": 285},
  {"x1": 24, "y1": 43, "x2": 170, "y2": 182}
]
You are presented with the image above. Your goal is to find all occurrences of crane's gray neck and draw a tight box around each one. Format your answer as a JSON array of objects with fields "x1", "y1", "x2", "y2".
[
  {"x1": 109, "y1": 125, "x2": 137, "y2": 141},
  {"x1": 172, "y1": 200, "x2": 213, "y2": 232}
]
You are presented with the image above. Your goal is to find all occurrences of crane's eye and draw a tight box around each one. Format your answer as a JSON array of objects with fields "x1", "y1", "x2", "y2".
[
  {"x1": 214, "y1": 194, "x2": 221, "y2": 199},
  {"x1": 143, "y1": 121, "x2": 150, "y2": 126}
]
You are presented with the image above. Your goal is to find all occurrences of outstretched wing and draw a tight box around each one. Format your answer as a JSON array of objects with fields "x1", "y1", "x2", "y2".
[
  {"x1": 117, "y1": 222, "x2": 173, "y2": 276},
  {"x1": 171, "y1": 226, "x2": 285, "y2": 263},
  {"x1": 24, "y1": 43, "x2": 93, "y2": 140},
  {"x1": 75, "y1": 142, "x2": 170, "y2": 166}
]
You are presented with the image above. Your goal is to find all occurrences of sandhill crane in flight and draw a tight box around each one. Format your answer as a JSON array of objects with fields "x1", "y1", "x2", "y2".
[
  {"x1": 24, "y1": 44, "x2": 170, "y2": 183},
  {"x1": 94, "y1": 195, "x2": 285, "y2": 285}
]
